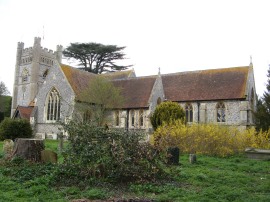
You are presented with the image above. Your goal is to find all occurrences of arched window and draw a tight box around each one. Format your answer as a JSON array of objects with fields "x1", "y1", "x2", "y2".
[
  {"x1": 217, "y1": 102, "x2": 226, "y2": 122},
  {"x1": 185, "y1": 103, "x2": 193, "y2": 122},
  {"x1": 139, "y1": 109, "x2": 144, "y2": 127},
  {"x1": 115, "y1": 110, "x2": 120, "y2": 126},
  {"x1": 131, "y1": 110, "x2": 135, "y2": 126},
  {"x1": 46, "y1": 88, "x2": 60, "y2": 121}
]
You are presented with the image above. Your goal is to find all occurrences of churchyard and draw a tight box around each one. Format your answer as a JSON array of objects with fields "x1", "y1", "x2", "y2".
[{"x1": 0, "y1": 138, "x2": 269, "y2": 201}]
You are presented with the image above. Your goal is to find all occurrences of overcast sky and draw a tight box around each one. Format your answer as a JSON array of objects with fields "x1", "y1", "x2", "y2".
[{"x1": 0, "y1": 0, "x2": 270, "y2": 97}]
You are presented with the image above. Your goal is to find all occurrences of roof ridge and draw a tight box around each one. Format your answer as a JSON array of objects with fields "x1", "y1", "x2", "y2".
[
  {"x1": 61, "y1": 64, "x2": 98, "y2": 76},
  {"x1": 112, "y1": 75, "x2": 157, "y2": 81},
  {"x1": 161, "y1": 66, "x2": 250, "y2": 77}
]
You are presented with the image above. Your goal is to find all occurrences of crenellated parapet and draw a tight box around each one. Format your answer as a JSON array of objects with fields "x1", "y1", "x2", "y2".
[{"x1": 19, "y1": 45, "x2": 58, "y2": 66}]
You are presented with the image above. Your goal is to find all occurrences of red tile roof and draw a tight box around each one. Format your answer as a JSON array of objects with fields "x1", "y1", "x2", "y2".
[
  {"x1": 112, "y1": 76, "x2": 157, "y2": 108},
  {"x1": 61, "y1": 64, "x2": 97, "y2": 100},
  {"x1": 102, "y1": 69, "x2": 135, "y2": 80},
  {"x1": 61, "y1": 64, "x2": 136, "y2": 101},
  {"x1": 162, "y1": 66, "x2": 249, "y2": 101},
  {"x1": 16, "y1": 106, "x2": 34, "y2": 120}
]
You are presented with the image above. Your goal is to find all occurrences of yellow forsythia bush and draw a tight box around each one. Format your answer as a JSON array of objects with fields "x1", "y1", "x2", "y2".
[{"x1": 152, "y1": 121, "x2": 270, "y2": 157}]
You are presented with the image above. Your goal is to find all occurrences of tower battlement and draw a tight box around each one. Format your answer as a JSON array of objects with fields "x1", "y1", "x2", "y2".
[{"x1": 17, "y1": 38, "x2": 63, "y2": 66}]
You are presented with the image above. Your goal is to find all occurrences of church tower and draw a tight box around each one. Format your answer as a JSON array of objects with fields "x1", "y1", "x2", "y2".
[{"x1": 11, "y1": 37, "x2": 63, "y2": 116}]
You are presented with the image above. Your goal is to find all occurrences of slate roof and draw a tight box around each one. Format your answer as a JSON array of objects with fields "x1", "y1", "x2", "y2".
[
  {"x1": 162, "y1": 66, "x2": 249, "y2": 101},
  {"x1": 112, "y1": 76, "x2": 157, "y2": 108},
  {"x1": 14, "y1": 106, "x2": 34, "y2": 120}
]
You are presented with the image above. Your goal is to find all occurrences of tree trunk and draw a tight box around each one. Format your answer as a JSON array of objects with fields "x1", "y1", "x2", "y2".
[{"x1": 12, "y1": 138, "x2": 45, "y2": 162}]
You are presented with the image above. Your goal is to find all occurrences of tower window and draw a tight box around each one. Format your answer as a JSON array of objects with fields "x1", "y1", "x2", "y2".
[{"x1": 21, "y1": 68, "x2": 29, "y2": 82}]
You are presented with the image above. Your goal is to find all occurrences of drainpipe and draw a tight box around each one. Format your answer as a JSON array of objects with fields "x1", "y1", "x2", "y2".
[{"x1": 197, "y1": 102, "x2": 200, "y2": 123}]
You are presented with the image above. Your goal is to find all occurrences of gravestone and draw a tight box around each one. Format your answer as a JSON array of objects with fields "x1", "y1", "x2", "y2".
[
  {"x1": 189, "y1": 154, "x2": 197, "y2": 164},
  {"x1": 3, "y1": 139, "x2": 14, "y2": 158},
  {"x1": 167, "y1": 147, "x2": 180, "y2": 165},
  {"x1": 41, "y1": 150, "x2": 58, "y2": 163},
  {"x1": 245, "y1": 148, "x2": 270, "y2": 160}
]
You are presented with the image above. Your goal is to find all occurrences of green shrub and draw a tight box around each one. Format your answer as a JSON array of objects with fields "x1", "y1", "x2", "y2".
[
  {"x1": 0, "y1": 118, "x2": 32, "y2": 141},
  {"x1": 60, "y1": 120, "x2": 166, "y2": 183},
  {"x1": 150, "y1": 101, "x2": 185, "y2": 130},
  {"x1": 153, "y1": 121, "x2": 270, "y2": 157}
]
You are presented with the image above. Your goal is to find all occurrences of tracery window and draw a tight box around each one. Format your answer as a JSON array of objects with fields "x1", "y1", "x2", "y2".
[
  {"x1": 46, "y1": 88, "x2": 60, "y2": 121},
  {"x1": 139, "y1": 109, "x2": 144, "y2": 127},
  {"x1": 185, "y1": 103, "x2": 193, "y2": 122},
  {"x1": 115, "y1": 110, "x2": 120, "y2": 126},
  {"x1": 131, "y1": 110, "x2": 135, "y2": 126},
  {"x1": 217, "y1": 102, "x2": 226, "y2": 122}
]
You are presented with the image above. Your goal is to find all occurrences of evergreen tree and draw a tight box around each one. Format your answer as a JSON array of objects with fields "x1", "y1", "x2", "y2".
[
  {"x1": 255, "y1": 65, "x2": 270, "y2": 131},
  {"x1": 150, "y1": 101, "x2": 185, "y2": 130},
  {"x1": 63, "y1": 42, "x2": 132, "y2": 74}
]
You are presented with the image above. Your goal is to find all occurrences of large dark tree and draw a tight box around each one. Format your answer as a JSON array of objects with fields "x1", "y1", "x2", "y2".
[
  {"x1": 0, "y1": 81, "x2": 9, "y2": 97},
  {"x1": 0, "y1": 81, "x2": 10, "y2": 121},
  {"x1": 255, "y1": 65, "x2": 270, "y2": 131},
  {"x1": 63, "y1": 42, "x2": 132, "y2": 74}
]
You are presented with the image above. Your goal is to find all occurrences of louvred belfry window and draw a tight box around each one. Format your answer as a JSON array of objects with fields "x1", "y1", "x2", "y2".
[
  {"x1": 217, "y1": 102, "x2": 226, "y2": 122},
  {"x1": 47, "y1": 88, "x2": 60, "y2": 121}
]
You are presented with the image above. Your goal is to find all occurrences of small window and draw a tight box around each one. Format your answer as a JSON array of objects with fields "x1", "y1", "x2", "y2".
[
  {"x1": 83, "y1": 110, "x2": 92, "y2": 123},
  {"x1": 139, "y1": 109, "x2": 144, "y2": 127},
  {"x1": 185, "y1": 103, "x2": 193, "y2": 122},
  {"x1": 43, "y1": 69, "x2": 49, "y2": 79},
  {"x1": 115, "y1": 110, "x2": 120, "y2": 126},
  {"x1": 131, "y1": 110, "x2": 135, "y2": 126},
  {"x1": 217, "y1": 102, "x2": 226, "y2": 122}
]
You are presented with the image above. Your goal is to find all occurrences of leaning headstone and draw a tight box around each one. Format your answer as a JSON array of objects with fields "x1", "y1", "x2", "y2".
[
  {"x1": 41, "y1": 150, "x2": 58, "y2": 163},
  {"x1": 3, "y1": 139, "x2": 14, "y2": 158},
  {"x1": 189, "y1": 154, "x2": 197, "y2": 164}
]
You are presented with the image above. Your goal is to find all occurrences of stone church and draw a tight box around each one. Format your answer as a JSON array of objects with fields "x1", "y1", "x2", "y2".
[{"x1": 11, "y1": 38, "x2": 257, "y2": 139}]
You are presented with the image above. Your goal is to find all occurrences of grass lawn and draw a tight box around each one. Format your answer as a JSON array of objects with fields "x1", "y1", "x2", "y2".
[{"x1": 0, "y1": 140, "x2": 270, "y2": 201}]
